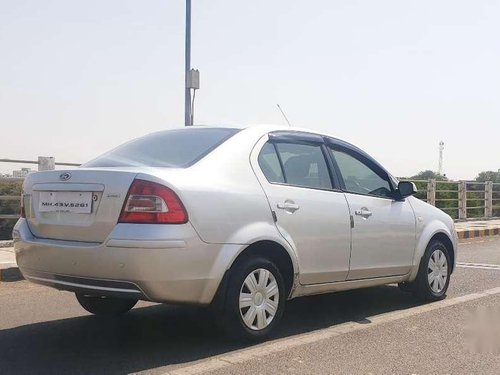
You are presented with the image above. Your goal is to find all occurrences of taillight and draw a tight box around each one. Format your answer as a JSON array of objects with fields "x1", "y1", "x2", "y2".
[
  {"x1": 20, "y1": 193, "x2": 26, "y2": 218},
  {"x1": 118, "y1": 179, "x2": 188, "y2": 224}
]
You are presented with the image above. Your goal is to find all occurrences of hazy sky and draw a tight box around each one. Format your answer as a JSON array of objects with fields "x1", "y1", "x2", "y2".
[{"x1": 1, "y1": 0, "x2": 499, "y2": 179}]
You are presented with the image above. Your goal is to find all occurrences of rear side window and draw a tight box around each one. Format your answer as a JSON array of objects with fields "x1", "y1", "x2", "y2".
[
  {"x1": 83, "y1": 128, "x2": 239, "y2": 168},
  {"x1": 276, "y1": 143, "x2": 332, "y2": 189},
  {"x1": 258, "y1": 143, "x2": 285, "y2": 183},
  {"x1": 258, "y1": 141, "x2": 332, "y2": 190}
]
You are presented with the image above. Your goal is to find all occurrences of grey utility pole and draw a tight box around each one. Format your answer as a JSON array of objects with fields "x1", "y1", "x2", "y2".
[{"x1": 184, "y1": 0, "x2": 192, "y2": 126}]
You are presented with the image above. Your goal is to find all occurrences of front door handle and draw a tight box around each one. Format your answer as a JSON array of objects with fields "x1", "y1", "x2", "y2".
[
  {"x1": 277, "y1": 201, "x2": 300, "y2": 213},
  {"x1": 354, "y1": 208, "x2": 372, "y2": 218}
]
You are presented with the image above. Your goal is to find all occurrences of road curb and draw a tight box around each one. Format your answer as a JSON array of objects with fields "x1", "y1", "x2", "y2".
[
  {"x1": 0, "y1": 240, "x2": 14, "y2": 248},
  {"x1": 0, "y1": 266, "x2": 23, "y2": 282},
  {"x1": 457, "y1": 227, "x2": 500, "y2": 241}
]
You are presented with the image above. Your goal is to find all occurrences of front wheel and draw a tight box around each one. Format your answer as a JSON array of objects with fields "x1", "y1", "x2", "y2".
[
  {"x1": 413, "y1": 240, "x2": 451, "y2": 301},
  {"x1": 76, "y1": 293, "x2": 138, "y2": 316},
  {"x1": 223, "y1": 257, "x2": 286, "y2": 340}
]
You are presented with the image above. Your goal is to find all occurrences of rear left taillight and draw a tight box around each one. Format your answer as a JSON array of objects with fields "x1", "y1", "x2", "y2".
[{"x1": 118, "y1": 179, "x2": 188, "y2": 224}]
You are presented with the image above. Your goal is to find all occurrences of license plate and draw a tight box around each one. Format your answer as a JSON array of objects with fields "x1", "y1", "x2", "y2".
[{"x1": 39, "y1": 191, "x2": 92, "y2": 214}]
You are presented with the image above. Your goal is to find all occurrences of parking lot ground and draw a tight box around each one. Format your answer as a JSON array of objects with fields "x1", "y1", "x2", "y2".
[{"x1": 0, "y1": 237, "x2": 499, "y2": 375}]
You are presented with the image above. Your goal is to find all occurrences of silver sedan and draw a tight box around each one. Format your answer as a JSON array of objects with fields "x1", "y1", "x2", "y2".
[{"x1": 13, "y1": 125, "x2": 457, "y2": 340}]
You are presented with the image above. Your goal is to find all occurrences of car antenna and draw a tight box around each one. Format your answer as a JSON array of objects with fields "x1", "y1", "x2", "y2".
[{"x1": 276, "y1": 104, "x2": 292, "y2": 127}]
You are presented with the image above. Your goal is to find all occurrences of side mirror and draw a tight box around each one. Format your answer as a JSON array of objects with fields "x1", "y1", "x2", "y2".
[{"x1": 398, "y1": 181, "x2": 417, "y2": 198}]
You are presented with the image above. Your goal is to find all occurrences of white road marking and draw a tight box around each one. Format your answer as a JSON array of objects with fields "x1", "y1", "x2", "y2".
[
  {"x1": 165, "y1": 287, "x2": 500, "y2": 375},
  {"x1": 457, "y1": 262, "x2": 500, "y2": 271}
]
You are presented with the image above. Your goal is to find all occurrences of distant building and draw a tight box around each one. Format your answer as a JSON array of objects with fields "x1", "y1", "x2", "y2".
[{"x1": 12, "y1": 168, "x2": 31, "y2": 178}]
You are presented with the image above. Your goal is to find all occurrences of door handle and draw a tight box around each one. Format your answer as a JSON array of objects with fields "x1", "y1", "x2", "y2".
[
  {"x1": 277, "y1": 201, "x2": 300, "y2": 213},
  {"x1": 354, "y1": 208, "x2": 372, "y2": 218}
]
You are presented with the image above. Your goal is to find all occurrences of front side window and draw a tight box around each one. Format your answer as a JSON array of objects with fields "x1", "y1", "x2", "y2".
[
  {"x1": 331, "y1": 149, "x2": 393, "y2": 198},
  {"x1": 275, "y1": 143, "x2": 332, "y2": 189}
]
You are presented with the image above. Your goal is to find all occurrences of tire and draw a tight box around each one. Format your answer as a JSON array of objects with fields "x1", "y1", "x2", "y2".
[
  {"x1": 76, "y1": 293, "x2": 138, "y2": 316},
  {"x1": 413, "y1": 239, "x2": 451, "y2": 301},
  {"x1": 223, "y1": 257, "x2": 286, "y2": 341}
]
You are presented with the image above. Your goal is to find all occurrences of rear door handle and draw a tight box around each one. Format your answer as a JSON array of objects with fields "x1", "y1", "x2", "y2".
[
  {"x1": 277, "y1": 201, "x2": 300, "y2": 213},
  {"x1": 354, "y1": 208, "x2": 372, "y2": 218}
]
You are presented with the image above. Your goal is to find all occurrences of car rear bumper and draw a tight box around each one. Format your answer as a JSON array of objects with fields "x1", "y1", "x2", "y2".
[{"x1": 13, "y1": 219, "x2": 241, "y2": 305}]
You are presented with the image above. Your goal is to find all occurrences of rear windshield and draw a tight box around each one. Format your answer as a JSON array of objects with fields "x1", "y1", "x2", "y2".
[{"x1": 83, "y1": 127, "x2": 240, "y2": 168}]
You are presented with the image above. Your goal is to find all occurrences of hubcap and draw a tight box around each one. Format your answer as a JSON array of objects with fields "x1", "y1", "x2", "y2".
[
  {"x1": 428, "y1": 249, "x2": 448, "y2": 293},
  {"x1": 239, "y1": 268, "x2": 279, "y2": 331}
]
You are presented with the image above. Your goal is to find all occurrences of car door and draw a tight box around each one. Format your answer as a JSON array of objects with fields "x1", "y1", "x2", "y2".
[
  {"x1": 327, "y1": 143, "x2": 416, "y2": 280},
  {"x1": 254, "y1": 132, "x2": 352, "y2": 284}
]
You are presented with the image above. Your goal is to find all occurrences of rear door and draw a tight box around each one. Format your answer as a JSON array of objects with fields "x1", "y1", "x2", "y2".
[
  {"x1": 327, "y1": 143, "x2": 416, "y2": 280},
  {"x1": 253, "y1": 132, "x2": 352, "y2": 284}
]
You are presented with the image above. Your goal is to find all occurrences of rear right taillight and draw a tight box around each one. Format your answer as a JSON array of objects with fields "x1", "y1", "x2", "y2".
[{"x1": 118, "y1": 179, "x2": 188, "y2": 224}]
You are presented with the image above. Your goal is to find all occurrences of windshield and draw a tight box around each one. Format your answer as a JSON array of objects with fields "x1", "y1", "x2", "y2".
[{"x1": 83, "y1": 127, "x2": 240, "y2": 168}]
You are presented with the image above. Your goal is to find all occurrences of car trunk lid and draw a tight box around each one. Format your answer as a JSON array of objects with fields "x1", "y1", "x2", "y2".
[{"x1": 23, "y1": 169, "x2": 138, "y2": 242}]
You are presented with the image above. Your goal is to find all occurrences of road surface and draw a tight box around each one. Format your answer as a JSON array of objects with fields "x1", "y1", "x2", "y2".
[{"x1": 1, "y1": 237, "x2": 499, "y2": 374}]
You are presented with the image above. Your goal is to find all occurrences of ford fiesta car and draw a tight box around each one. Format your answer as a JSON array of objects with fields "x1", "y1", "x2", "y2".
[{"x1": 13, "y1": 125, "x2": 458, "y2": 339}]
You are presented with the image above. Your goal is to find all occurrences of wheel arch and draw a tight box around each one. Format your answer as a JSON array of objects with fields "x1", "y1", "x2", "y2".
[
  {"x1": 229, "y1": 240, "x2": 296, "y2": 297},
  {"x1": 429, "y1": 232, "x2": 455, "y2": 274},
  {"x1": 210, "y1": 238, "x2": 298, "y2": 310},
  {"x1": 409, "y1": 220, "x2": 456, "y2": 281}
]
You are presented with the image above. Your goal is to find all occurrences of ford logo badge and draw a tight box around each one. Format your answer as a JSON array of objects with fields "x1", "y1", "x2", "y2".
[{"x1": 59, "y1": 172, "x2": 72, "y2": 181}]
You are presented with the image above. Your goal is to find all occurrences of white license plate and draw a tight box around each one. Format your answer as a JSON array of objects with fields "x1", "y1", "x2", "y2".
[{"x1": 39, "y1": 191, "x2": 92, "y2": 214}]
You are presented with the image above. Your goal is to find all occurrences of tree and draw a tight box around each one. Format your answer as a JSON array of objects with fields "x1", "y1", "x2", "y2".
[
  {"x1": 410, "y1": 170, "x2": 448, "y2": 181},
  {"x1": 475, "y1": 171, "x2": 500, "y2": 183},
  {"x1": 0, "y1": 181, "x2": 22, "y2": 240}
]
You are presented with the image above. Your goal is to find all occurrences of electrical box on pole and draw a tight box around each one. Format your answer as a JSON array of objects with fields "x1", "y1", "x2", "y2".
[{"x1": 187, "y1": 69, "x2": 200, "y2": 90}]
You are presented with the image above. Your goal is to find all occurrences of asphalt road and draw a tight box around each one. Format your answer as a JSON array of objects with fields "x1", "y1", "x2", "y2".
[{"x1": 1, "y1": 237, "x2": 499, "y2": 375}]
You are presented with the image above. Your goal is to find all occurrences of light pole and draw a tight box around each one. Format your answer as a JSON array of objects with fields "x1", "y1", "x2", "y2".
[{"x1": 184, "y1": 0, "x2": 192, "y2": 126}]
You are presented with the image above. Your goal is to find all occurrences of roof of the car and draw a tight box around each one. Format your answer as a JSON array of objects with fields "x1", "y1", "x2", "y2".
[
  {"x1": 191, "y1": 123, "x2": 337, "y2": 138},
  {"x1": 189, "y1": 123, "x2": 364, "y2": 150}
]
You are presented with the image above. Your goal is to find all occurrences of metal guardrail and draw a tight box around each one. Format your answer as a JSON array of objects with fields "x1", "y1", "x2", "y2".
[
  {"x1": 0, "y1": 158, "x2": 80, "y2": 167},
  {"x1": 1, "y1": 177, "x2": 499, "y2": 221}
]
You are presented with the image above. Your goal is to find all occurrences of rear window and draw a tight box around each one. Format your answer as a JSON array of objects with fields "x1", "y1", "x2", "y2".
[{"x1": 83, "y1": 127, "x2": 240, "y2": 168}]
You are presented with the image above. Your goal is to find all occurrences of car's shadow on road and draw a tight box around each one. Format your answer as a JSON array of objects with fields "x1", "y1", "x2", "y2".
[{"x1": 0, "y1": 285, "x2": 425, "y2": 375}]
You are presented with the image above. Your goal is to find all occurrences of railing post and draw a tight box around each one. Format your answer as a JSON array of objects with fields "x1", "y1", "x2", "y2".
[
  {"x1": 485, "y1": 181, "x2": 493, "y2": 218},
  {"x1": 458, "y1": 181, "x2": 467, "y2": 220},
  {"x1": 427, "y1": 179, "x2": 436, "y2": 206},
  {"x1": 38, "y1": 156, "x2": 55, "y2": 171}
]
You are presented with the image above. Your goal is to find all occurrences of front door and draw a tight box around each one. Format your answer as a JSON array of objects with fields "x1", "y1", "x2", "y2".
[{"x1": 328, "y1": 146, "x2": 416, "y2": 280}]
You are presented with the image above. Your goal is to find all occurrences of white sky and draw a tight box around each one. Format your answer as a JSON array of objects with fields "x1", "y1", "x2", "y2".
[{"x1": 1, "y1": 0, "x2": 499, "y2": 179}]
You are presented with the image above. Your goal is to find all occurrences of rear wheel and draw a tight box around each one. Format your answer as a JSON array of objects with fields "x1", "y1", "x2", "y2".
[
  {"x1": 223, "y1": 257, "x2": 286, "y2": 340},
  {"x1": 413, "y1": 239, "x2": 451, "y2": 301},
  {"x1": 76, "y1": 293, "x2": 138, "y2": 316}
]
